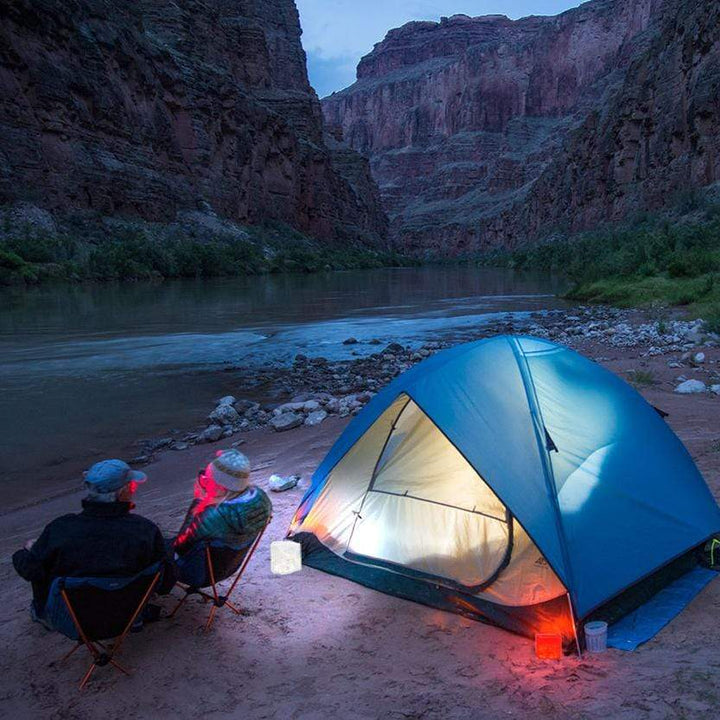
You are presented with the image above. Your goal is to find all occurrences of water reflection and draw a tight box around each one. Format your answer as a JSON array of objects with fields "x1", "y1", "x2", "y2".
[{"x1": 0, "y1": 267, "x2": 569, "y2": 503}]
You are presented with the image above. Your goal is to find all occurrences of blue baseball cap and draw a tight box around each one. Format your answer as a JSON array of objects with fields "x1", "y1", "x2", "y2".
[{"x1": 84, "y1": 459, "x2": 147, "y2": 493}]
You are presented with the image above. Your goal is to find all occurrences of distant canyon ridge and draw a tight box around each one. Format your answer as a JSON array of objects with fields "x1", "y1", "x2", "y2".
[
  {"x1": 0, "y1": 0, "x2": 387, "y2": 248},
  {"x1": 323, "y1": 0, "x2": 720, "y2": 255},
  {"x1": 0, "y1": 0, "x2": 718, "y2": 258}
]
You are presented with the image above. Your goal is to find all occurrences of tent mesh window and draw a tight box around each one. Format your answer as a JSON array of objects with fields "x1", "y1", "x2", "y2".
[{"x1": 297, "y1": 393, "x2": 566, "y2": 605}]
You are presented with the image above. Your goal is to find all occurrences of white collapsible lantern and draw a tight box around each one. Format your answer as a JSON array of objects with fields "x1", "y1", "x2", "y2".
[{"x1": 271, "y1": 540, "x2": 302, "y2": 575}]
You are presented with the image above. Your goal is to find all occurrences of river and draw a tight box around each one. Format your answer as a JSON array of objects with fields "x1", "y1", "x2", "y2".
[{"x1": 0, "y1": 267, "x2": 569, "y2": 506}]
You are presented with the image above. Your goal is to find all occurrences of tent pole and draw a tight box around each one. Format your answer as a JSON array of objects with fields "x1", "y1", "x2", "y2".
[{"x1": 566, "y1": 592, "x2": 582, "y2": 658}]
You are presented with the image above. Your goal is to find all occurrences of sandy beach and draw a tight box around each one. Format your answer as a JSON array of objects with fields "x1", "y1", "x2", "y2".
[{"x1": 1, "y1": 332, "x2": 720, "y2": 719}]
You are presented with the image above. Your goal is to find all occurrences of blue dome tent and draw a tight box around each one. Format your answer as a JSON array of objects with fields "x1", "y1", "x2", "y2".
[{"x1": 288, "y1": 336, "x2": 720, "y2": 648}]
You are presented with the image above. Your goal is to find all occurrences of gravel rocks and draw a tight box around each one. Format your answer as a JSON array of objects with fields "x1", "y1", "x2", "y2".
[{"x1": 135, "y1": 304, "x2": 718, "y2": 460}]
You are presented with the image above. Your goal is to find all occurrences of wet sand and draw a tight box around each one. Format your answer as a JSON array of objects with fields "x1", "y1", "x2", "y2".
[{"x1": 1, "y1": 341, "x2": 719, "y2": 719}]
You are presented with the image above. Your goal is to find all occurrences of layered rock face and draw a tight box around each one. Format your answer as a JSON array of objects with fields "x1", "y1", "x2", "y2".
[
  {"x1": 517, "y1": 0, "x2": 720, "y2": 241},
  {"x1": 323, "y1": 0, "x2": 719, "y2": 254},
  {"x1": 0, "y1": 0, "x2": 387, "y2": 245}
]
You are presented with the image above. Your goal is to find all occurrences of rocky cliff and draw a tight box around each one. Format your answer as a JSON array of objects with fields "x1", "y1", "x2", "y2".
[
  {"x1": 0, "y1": 0, "x2": 388, "y2": 247},
  {"x1": 516, "y1": 0, "x2": 720, "y2": 242},
  {"x1": 323, "y1": 0, "x2": 719, "y2": 255}
]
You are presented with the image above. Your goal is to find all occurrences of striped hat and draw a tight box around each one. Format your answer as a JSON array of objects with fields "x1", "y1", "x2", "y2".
[{"x1": 209, "y1": 449, "x2": 251, "y2": 491}]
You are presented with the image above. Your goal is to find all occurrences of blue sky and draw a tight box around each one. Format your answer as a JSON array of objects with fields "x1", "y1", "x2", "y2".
[{"x1": 296, "y1": 1, "x2": 583, "y2": 97}]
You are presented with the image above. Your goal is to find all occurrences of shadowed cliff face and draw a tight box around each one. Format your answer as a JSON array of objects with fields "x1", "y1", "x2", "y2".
[
  {"x1": 514, "y1": 0, "x2": 720, "y2": 243},
  {"x1": 0, "y1": 0, "x2": 388, "y2": 246},
  {"x1": 323, "y1": 0, "x2": 719, "y2": 255}
]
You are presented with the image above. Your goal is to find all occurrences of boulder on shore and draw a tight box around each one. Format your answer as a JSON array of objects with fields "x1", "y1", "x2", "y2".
[
  {"x1": 270, "y1": 412, "x2": 303, "y2": 432},
  {"x1": 199, "y1": 424, "x2": 224, "y2": 443},
  {"x1": 674, "y1": 379, "x2": 707, "y2": 394},
  {"x1": 305, "y1": 409, "x2": 328, "y2": 427},
  {"x1": 209, "y1": 404, "x2": 240, "y2": 425}
]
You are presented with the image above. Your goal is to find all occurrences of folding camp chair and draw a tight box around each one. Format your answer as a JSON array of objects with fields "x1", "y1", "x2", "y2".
[
  {"x1": 169, "y1": 520, "x2": 269, "y2": 631},
  {"x1": 42, "y1": 563, "x2": 161, "y2": 690}
]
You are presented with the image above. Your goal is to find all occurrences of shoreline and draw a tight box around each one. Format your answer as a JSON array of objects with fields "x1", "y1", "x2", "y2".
[
  {"x1": 5, "y1": 302, "x2": 719, "y2": 516},
  {"x1": 2, "y1": 313, "x2": 720, "y2": 718},
  {"x1": 132, "y1": 303, "x2": 718, "y2": 463},
  {"x1": 0, "y1": 266, "x2": 570, "y2": 509}
]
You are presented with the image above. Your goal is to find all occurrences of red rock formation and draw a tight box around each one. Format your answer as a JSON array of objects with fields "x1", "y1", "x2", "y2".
[
  {"x1": 323, "y1": 0, "x2": 719, "y2": 255},
  {"x1": 0, "y1": 0, "x2": 387, "y2": 246},
  {"x1": 514, "y1": 0, "x2": 720, "y2": 242}
]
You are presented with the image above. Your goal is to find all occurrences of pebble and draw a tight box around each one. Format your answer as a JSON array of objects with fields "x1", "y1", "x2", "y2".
[
  {"x1": 216, "y1": 395, "x2": 237, "y2": 407},
  {"x1": 268, "y1": 474, "x2": 301, "y2": 492},
  {"x1": 674, "y1": 379, "x2": 707, "y2": 394},
  {"x1": 305, "y1": 409, "x2": 328, "y2": 426},
  {"x1": 199, "y1": 424, "x2": 224, "y2": 443},
  {"x1": 209, "y1": 404, "x2": 240, "y2": 425},
  {"x1": 270, "y1": 412, "x2": 303, "y2": 432}
]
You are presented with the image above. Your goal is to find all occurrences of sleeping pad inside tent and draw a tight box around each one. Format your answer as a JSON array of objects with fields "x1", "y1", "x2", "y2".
[{"x1": 287, "y1": 335, "x2": 720, "y2": 649}]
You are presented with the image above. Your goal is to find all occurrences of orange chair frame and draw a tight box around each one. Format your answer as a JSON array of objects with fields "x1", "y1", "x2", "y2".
[
  {"x1": 169, "y1": 520, "x2": 269, "y2": 632},
  {"x1": 58, "y1": 570, "x2": 161, "y2": 690}
]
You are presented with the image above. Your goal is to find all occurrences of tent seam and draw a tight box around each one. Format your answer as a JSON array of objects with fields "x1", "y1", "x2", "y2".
[{"x1": 507, "y1": 336, "x2": 578, "y2": 608}]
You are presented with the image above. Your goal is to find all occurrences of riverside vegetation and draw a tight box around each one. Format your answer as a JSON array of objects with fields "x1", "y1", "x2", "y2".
[
  {"x1": 0, "y1": 218, "x2": 410, "y2": 285},
  {"x1": 4, "y1": 204, "x2": 719, "y2": 336},
  {"x1": 481, "y1": 207, "x2": 720, "y2": 332}
]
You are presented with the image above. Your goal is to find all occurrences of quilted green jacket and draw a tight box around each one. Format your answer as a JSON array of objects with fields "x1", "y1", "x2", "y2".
[{"x1": 174, "y1": 487, "x2": 272, "y2": 555}]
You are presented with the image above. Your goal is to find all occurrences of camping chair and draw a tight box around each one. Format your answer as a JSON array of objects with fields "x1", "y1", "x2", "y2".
[
  {"x1": 42, "y1": 563, "x2": 162, "y2": 690},
  {"x1": 169, "y1": 520, "x2": 269, "y2": 632}
]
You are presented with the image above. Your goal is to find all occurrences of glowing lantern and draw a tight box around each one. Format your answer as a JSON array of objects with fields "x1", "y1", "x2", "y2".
[
  {"x1": 271, "y1": 540, "x2": 302, "y2": 575},
  {"x1": 535, "y1": 633, "x2": 563, "y2": 660}
]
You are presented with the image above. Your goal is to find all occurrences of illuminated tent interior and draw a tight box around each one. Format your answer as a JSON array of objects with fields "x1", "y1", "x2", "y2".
[{"x1": 288, "y1": 336, "x2": 720, "y2": 649}]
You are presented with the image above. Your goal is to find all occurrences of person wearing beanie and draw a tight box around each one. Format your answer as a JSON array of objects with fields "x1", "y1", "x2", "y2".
[
  {"x1": 12, "y1": 459, "x2": 175, "y2": 622},
  {"x1": 173, "y1": 449, "x2": 272, "y2": 556}
]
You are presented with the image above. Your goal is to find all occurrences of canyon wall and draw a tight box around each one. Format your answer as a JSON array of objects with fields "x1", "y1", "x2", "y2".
[
  {"x1": 516, "y1": 0, "x2": 720, "y2": 242},
  {"x1": 323, "y1": 0, "x2": 719, "y2": 255},
  {"x1": 0, "y1": 0, "x2": 388, "y2": 246}
]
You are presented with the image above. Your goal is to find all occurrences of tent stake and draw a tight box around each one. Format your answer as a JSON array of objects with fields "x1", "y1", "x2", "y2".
[{"x1": 567, "y1": 593, "x2": 582, "y2": 658}]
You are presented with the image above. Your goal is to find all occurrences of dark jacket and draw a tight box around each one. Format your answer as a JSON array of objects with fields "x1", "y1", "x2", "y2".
[
  {"x1": 174, "y1": 486, "x2": 272, "y2": 556},
  {"x1": 12, "y1": 499, "x2": 175, "y2": 613}
]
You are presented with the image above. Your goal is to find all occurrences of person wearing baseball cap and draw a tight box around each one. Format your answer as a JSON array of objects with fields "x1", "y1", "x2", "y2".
[
  {"x1": 13, "y1": 459, "x2": 175, "y2": 623},
  {"x1": 173, "y1": 449, "x2": 272, "y2": 556}
]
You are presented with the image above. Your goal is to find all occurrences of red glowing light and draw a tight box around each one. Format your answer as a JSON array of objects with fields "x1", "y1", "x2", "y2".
[
  {"x1": 535, "y1": 633, "x2": 563, "y2": 660},
  {"x1": 174, "y1": 467, "x2": 222, "y2": 550}
]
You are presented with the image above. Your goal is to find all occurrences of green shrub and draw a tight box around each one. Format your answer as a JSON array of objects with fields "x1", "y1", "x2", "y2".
[
  {"x1": 491, "y1": 215, "x2": 720, "y2": 324},
  {"x1": 627, "y1": 369, "x2": 656, "y2": 387}
]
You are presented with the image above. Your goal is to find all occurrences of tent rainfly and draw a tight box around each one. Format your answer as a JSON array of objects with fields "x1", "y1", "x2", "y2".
[{"x1": 288, "y1": 336, "x2": 720, "y2": 649}]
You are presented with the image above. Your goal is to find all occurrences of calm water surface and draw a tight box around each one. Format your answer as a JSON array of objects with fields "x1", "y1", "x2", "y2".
[{"x1": 0, "y1": 267, "x2": 569, "y2": 505}]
